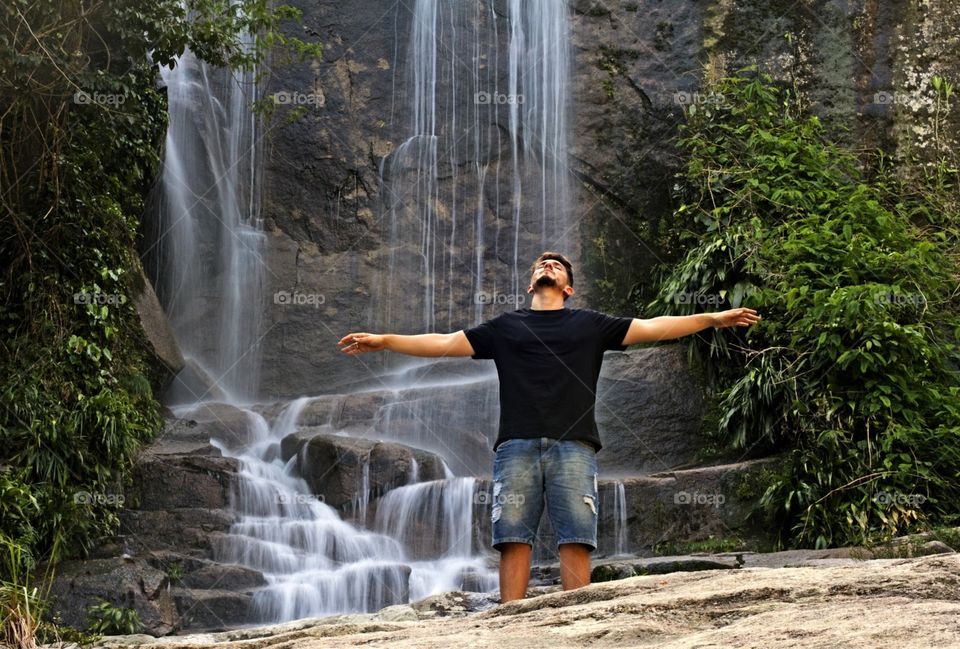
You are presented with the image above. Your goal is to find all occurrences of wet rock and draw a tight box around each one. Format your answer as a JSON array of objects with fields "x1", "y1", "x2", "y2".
[
  {"x1": 120, "y1": 509, "x2": 236, "y2": 554},
  {"x1": 279, "y1": 431, "x2": 448, "y2": 511},
  {"x1": 167, "y1": 588, "x2": 254, "y2": 632},
  {"x1": 126, "y1": 454, "x2": 239, "y2": 511}
]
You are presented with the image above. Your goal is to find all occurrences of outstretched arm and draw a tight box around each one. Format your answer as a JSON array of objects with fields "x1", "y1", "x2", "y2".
[
  {"x1": 338, "y1": 331, "x2": 475, "y2": 357},
  {"x1": 621, "y1": 308, "x2": 761, "y2": 346}
]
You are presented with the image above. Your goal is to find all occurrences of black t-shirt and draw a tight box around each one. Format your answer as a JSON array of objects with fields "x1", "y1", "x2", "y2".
[{"x1": 464, "y1": 307, "x2": 633, "y2": 452}]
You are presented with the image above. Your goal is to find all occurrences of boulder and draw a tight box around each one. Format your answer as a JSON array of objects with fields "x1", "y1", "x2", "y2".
[
  {"x1": 119, "y1": 508, "x2": 237, "y2": 555},
  {"x1": 279, "y1": 431, "x2": 448, "y2": 512},
  {"x1": 167, "y1": 588, "x2": 254, "y2": 632},
  {"x1": 131, "y1": 262, "x2": 185, "y2": 386}
]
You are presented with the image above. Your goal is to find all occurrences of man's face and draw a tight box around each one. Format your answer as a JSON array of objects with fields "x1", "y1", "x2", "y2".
[{"x1": 528, "y1": 258, "x2": 573, "y2": 297}]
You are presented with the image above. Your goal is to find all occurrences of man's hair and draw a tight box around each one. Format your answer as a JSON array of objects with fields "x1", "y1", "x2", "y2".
[{"x1": 530, "y1": 251, "x2": 574, "y2": 288}]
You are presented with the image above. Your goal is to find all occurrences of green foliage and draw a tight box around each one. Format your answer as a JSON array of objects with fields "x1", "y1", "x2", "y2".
[
  {"x1": 0, "y1": 3, "x2": 320, "y2": 644},
  {"x1": 647, "y1": 69, "x2": 960, "y2": 548},
  {"x1": 0, "y1": 534, "x2": 58, "y2": 649},
  {"x1": 1, "y1": 0, "x2": 319, "y2": 567},
  {"x1": 85, "y1": 599, "x2": 143, "y2": 636},
  {"x1": 653, "y1": 535, "x2": 751, "y2": 556}
]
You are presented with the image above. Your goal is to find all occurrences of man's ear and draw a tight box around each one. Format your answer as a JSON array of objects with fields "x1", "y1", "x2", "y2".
[
  {"x1": 563, "y1": 285, "x2": 575, "y2": 299},
  {"x1": 527, "y1": 283, "x2": 534, "y2": 294}
]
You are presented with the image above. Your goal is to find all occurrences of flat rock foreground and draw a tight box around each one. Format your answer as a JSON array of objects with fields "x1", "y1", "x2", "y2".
[{"x1": 92, "y1": 554, "x2": 959, "y2": 649}]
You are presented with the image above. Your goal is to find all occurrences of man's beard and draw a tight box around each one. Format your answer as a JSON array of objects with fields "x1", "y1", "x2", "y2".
[{"x1": 534, "y1": 275, "x2": 558, "y2": 289}]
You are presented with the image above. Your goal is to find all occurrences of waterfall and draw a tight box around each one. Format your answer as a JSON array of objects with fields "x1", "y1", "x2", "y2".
[
  {"x1": 206, "y1": 398, "x2": 495, "y2": 618},
  {"x1": 376, "y1": 0, "x2": 574, "y2": 335},
  {"x1": 146, "y1": 39, "x2": 264, "y2": 405}
]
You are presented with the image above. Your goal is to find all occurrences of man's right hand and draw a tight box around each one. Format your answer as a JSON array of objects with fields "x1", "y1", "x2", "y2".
[{"x1": 338, "y1": 332, "x2": 385, "y2": 355}]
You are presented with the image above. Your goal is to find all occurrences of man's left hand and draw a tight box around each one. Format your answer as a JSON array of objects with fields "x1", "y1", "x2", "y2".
[{"x1": 712, "y1": 307, "x2": 762, "y2": 329}]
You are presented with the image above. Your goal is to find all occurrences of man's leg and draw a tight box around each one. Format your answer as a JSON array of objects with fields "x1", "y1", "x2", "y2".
[
  {"x1": 490, "y1": 439, "x2": 544, "y2": 603},
  {"x1": 558, "y1": 542, "x2": 591, "y2": 590},
  {"x1": 498, "y1": 542, "x2": 532, "y2": 602},
  {"x1": 544, "y1": 440, "x2": 599, "y2": 592}
]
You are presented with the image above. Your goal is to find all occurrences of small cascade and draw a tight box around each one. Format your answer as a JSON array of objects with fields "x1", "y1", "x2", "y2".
[
  {"x1": 373, "y1": 478, "x2": 497, "y2": 600},
  {"x1": 209, "y1": 398, "x2": 496, "y2": 619},
  {"x1": 613, "y1": 481, "x2": 629, "y2": 556}
]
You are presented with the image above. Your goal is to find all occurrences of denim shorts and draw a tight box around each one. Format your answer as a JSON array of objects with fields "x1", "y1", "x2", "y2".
[{"x1": 490, "y1": 437, "x2": 599, "y2": 551}]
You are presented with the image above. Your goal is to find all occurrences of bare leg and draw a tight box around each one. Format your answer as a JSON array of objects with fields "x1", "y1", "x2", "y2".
[
  {"x1": 558, "y1": 543, "x2": 591, "y2": 591},
  {"x1": 498, "y1": 542, "x2": 532, "y2": 602}
]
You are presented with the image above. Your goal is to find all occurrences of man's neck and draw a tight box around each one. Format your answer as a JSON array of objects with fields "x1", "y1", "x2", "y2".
[{"x1": 530, "y1": 290, "x2": 566, "y2": 311}]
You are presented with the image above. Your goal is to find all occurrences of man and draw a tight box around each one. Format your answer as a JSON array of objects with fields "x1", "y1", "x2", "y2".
[{"x1": 338, "y1": 252, "x2": 760, "y2": 602}]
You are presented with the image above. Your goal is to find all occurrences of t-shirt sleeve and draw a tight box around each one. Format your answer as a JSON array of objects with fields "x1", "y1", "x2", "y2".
[
  {"x1": 463, "y1": 315, "x2": 500, "y2": 359},
  {"x1": 591, "y1": 310, "x2": 634, "y2": 351}
]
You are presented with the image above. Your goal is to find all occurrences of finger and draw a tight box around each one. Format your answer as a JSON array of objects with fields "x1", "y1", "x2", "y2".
[{"x1": 338, "y1": 333, "x2": 366, "y2": 347}]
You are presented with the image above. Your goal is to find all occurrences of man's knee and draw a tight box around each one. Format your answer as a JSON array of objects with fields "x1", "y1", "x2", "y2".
[{"x1": 498, "y1": 541, "x2": 532, "y2": 558}]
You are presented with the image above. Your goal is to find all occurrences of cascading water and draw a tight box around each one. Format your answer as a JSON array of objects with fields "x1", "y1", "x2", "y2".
[
  {"x1": 146, "y1": 39, "x2": 264, "y2": 405},
  {"x1": 199, "y1": 397, "x2": 496, "y2": 619},
  {"x1": 376, "y1": 0, "x2": 574, "y2": 336}
]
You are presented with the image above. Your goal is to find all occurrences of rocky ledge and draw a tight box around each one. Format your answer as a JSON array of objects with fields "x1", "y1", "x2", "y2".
[{"x1": 88, "y1": 553, "x2": 959, "y2": 649}]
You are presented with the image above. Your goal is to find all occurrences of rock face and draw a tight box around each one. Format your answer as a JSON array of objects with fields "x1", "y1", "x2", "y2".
[
  {"x1": 47, "y1": 422, "x2": 256, "y2": 635},
  {"x1": 48, "y1": 558, "x2": 177, "y2": 636},
  {"x1": 91, "y1": 554, "x2": 960, "y2": 648},
  {"x1": 595, "y1": 346, "x2": 706, "y2": 474}
]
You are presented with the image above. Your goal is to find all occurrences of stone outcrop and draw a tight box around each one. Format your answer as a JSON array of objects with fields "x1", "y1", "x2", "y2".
[
  {"x1": 48, "y1": 558, "x2": 177, "y2": 636},
  {"x1": 131, "y1": 261, "x2": 184, "y2": 391},
  {"x1": 279, "y1": 429, "x2": 450, "y2": 514},
  {"x1": 91, "y1": 553, "x2": 960, "y2": 648}
]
